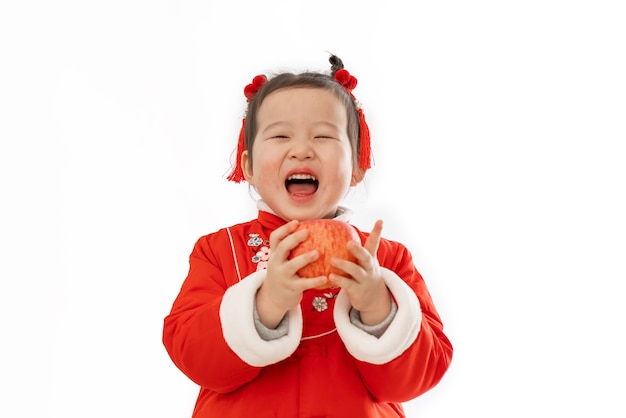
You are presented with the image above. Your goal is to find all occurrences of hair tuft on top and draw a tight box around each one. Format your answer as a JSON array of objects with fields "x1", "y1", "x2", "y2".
[{"x1": 328, "y1": 54, "x2": 345, "y2": 76}]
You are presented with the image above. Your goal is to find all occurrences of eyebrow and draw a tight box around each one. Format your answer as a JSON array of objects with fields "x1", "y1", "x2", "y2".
[{"x1": 260, "y1": 121, "x2": 343, "y2": 134}]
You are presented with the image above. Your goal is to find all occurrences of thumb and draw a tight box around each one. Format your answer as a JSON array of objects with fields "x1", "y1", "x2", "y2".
[{"x1": 363, "y1": 220, "x2": 383, "y2": 257}]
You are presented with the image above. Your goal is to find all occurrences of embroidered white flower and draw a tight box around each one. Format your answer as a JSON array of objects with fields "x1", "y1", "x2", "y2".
[
  {"x1": 312, "y1": 296, "x2": 328, "y2": 312},
  {"x1": 252, "y1": 246, "x2": 270, "y2": 263},
  {"x1": 247, "y1": 234, "x2": 263, "y2": 246}
]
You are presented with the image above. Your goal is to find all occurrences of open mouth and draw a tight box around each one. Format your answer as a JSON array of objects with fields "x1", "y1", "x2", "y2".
[{"x1": 285, "y1": 174, "x2": 319, "y2": 196}]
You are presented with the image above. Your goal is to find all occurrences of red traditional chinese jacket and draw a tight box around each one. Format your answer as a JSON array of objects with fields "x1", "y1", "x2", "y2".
[{"x1": 163, "y1": 207, "x2": 452, "y2": 417}]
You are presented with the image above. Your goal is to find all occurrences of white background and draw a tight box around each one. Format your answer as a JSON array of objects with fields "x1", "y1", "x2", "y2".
[{"x1": 1, "y1": 1, "x2": 625, "y2": 417}]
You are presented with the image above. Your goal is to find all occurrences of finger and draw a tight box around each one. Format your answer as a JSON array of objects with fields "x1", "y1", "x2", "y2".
[
  {"x1": 328, "y1": 273, "x2": 355, "y2": 290},
  {"x1": 272, "y1": 223, "x2": 310, "y2": 259},
  {"x1": 281, "y1": 228, "x2": 310, "y2": 252},
  {"x1": 269, "y1": 220, "x2": 299, "y2": 247},
  {"x1": 297, "y1": 276, "x2": 329, "y2": 291},
  {"x1": 331, "y1": 255, "x2": 366, "y2": 282},
  {"x1": 288, "y1": 249, "x2": 320, "y2": 273},
  {"x1": 363, "y1": 220, "x2": 383, "y2": 257},
  {"x1": 346, "y1": 241, "x2": 375, "y2": 270}
]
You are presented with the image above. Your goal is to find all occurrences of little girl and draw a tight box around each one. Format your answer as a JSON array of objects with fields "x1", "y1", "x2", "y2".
[{"x1": 163, "y1": 55, "x2": 452, "y2": 417}]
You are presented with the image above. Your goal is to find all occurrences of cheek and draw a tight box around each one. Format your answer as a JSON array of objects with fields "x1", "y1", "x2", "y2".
[
  {"x1": 251, "y1": 153, "x2": 283, "y2": 183},
  {"x1": 328, "y1": 152, "x2": 355, "y2": 184},
  {"x1": 339, "y1": 145, "x2": 357, "y2": 173}
]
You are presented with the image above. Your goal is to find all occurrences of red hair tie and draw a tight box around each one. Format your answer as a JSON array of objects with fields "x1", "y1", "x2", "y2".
[
  {"x1": 334, "y1": 69, "x2": 358, "y2": 93},
  {"x1": 227, "y1": 75, "x2": 267, "y2": 183},
  {"x1": 243, "y1": 75, "x2": 267, "y2": 102}
]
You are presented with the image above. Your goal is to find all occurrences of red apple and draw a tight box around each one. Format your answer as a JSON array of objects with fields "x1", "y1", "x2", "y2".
[{"x1": 288, "y1": 219, "x2": 361, "y2": 289}]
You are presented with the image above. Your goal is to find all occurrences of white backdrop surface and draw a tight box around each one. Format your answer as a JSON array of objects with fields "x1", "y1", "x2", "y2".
[{"x1": 1, "y1": 1, "x2": 625, "y2": 417}]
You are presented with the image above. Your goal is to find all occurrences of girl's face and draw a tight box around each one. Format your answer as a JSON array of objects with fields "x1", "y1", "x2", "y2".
[{"x1": 242, "y1": 87, "x2": 361, "y2": 221}]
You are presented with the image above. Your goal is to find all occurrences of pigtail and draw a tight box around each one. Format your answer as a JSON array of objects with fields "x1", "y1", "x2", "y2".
[{"x1": 329, "y1": 54, "x2": 345, "y2": 76}]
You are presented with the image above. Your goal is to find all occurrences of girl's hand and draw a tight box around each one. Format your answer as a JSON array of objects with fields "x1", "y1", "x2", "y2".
[
  {"x1": 329, "y1": 220, "x2": 391, "y2": 325},
  {"x1": 255, "y1": 220, "x2": 328, "y2": 328}
]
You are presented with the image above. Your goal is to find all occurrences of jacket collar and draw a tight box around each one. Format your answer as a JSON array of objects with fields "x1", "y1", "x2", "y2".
[{"x1": 256, "y1": 200, "x2": 353, "y2": 230}]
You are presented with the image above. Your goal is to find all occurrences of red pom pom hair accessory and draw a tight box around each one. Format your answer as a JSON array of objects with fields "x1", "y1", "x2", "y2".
[
  {"x1": 227, "y1": 75, "x2": 267, "y2": 183},
  {"x1": 333, "y1": 69, "x2": 372, "y2": 172}
]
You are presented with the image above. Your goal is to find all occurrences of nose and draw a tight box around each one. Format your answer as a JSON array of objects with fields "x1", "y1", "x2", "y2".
[{"x1": 288, "y1": 137, "x2": 314, "y2": 160}]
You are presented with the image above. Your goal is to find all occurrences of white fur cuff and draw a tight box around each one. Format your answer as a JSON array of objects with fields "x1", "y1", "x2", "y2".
[
  {"x1": 220, "y1": 271, "x2": 303, "y2": 367},
  {"x1": 334, "y1": 268, "x2": 421, "y2": 365}
]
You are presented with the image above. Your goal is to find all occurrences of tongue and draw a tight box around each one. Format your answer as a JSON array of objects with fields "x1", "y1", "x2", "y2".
[{"x1": 287, "y1": 182, "x2": 317, "y2": 196}]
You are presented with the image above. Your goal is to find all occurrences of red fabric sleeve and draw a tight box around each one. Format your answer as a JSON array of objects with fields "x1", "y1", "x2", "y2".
[
  {"x1": 355, "y1": 237, "x2": 453, "y2": 402},
  {"x1": 162, "y1": 234, "x2": 263, "y2": 393}
]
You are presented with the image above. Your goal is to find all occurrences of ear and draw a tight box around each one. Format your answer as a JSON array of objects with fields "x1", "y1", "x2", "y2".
[
  {"x1": 241, "y1": 150, "x2": 255, "y2": 185},
  {"x1": 350, "y1": 168, "x2": 365, "y2": 186}
]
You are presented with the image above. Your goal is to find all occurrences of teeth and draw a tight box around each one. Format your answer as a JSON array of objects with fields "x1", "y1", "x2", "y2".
[{"x1": 287, "y1": 174, "x2": 317, "y2": 181}]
